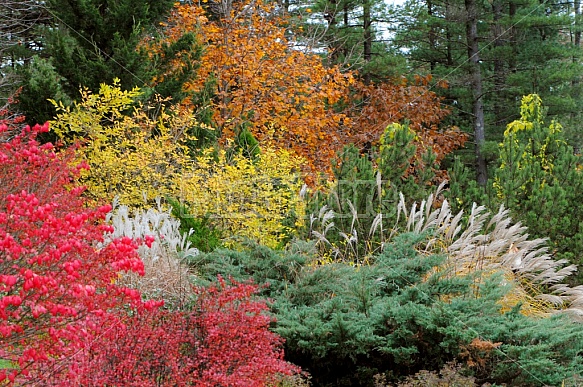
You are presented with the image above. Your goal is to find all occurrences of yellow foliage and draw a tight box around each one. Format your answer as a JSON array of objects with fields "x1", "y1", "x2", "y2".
[
  {"x1": 495, "y1": 94, "x2": 567, "y2": 198},
  {"x1": 519, "y1": 93, "x2": 543, "y2": 123},
  {"x1": 51, "y1": 79, "x2": 197, "y2": 207},
  {"x1": 179, "y1": 146, "x2": 306, "y2": 249},
  {"x1": 51, "y1": 80, "x2": 305, "y2": 247}
]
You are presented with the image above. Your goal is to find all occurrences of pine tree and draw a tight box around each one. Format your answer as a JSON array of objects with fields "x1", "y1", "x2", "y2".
[
  {"x1": 288, "y1": 0, "x2": 403, "y2": 81},
  {"x1": 15, "y1": 0, "x2": 174, "y2": 124},
  {"x1": 305, "y1": 123, "x2": 437, "y2": 263},
  {"x1": 494, "y1": 94, "x2": 583, "y2": 283},
  {"x1": 393, "y1": 0, "x2": 583, "y2": 182}
]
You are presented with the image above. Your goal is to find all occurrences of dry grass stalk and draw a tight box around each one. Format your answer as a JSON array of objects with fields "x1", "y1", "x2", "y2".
[
  {"x1": 310, "y1": 178, "x2": 583, "y2": 316},
  {"x1": 399, "y1": 182, "x2": 583, "y2": 318},
  {"x1": 104, "y1": 198, "x2": 199, "y2": 308}
]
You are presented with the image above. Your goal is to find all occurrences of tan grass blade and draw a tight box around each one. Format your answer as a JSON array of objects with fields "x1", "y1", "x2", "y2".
[{"x1": 399, "y1": 184, "x2": 583, "y2": 318}]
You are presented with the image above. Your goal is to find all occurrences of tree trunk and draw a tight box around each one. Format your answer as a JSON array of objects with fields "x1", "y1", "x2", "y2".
[
  {"x1": 465, "y1": 0, "x2": 487, "y2": 186},
  {"x1": 363, "y1": 0, "x2": 372, "y2": 83},
  {"x1": 427, "y1": 0, "x2": 436, "y2": 71},
  {"x1": 491, "y1": 0, "x2": 505, "y2": 129},
  {"x1": 445, "y1": 0, "x2": 453, "y2": 66},
  {"x1": 576, "y1": 0, "x2": 581, "y2": 48},
  {"x1": 572, "y1": 0, "x2": 581, "y2": 151},
  {"x1": 509, "y1": 0, "x2": 516, "y2": 60}
]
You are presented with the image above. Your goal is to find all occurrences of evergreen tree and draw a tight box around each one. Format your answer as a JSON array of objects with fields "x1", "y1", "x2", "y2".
[
  {"x1": 393, "y1": 0, "x2": 583, "y2": 182},
  {"x1": 15, "y1": 0, "x2": 174, "y2": 124},
  {"x1": 305, "y1": 123, "x2": 437, "y2": 263},
  {"x1": 287, "y1": 0, "x2": 404, "y2": 81},
  {"x1": 493, "y1": 94, "x2": 583, "y2": 283},
  {"x1": 0, "y1": 1, "x2": 50, "y2": 103}
]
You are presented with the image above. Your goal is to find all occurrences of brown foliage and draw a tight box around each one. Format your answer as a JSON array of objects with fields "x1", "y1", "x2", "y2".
[
  {"x1": 349, "y1": 76, "x2": 468, "y2": 168},
  {"x1": 459, "y1": 338, "x2": 502, "y2": 373}
]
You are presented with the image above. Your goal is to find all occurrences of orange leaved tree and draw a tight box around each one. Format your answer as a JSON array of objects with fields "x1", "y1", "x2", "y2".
[
  {"x1": 148, "y1": 1, "x2": 466, "y2": 184},
  {"x1": 148, "y1": 0, "x2": 354, "y2": 179}
]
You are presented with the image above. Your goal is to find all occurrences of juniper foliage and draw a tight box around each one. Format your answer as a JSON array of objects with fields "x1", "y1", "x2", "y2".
[{"x1": 191, "y1": 234, "x2": 583, "y2": 386}]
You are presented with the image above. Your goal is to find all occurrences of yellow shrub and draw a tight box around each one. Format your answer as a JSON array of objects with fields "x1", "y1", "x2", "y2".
[
  {"x1": 51, "y1": 79, "x2": 198, "y2": 207},
  {"x1": 179, "y1": 145, "x2": 306, "y2": 249},
  {"x1": 51, "y1": 80, "x2": 306, "y2": 247}
]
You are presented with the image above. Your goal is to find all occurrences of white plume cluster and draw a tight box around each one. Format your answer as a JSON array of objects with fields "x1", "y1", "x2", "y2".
[
  {"x1": 399, "y1": 182, "x2": 583, "y2": 318},
  {"x1": 104, "y1": 197, "x2": 199, "y2": 308}
]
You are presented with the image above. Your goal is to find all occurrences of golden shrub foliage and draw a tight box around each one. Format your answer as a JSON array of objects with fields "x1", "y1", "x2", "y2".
[
  {"x1": 50, "y1": 79, "x2": 197, "y2": 207},
  {"x1": 178, "y1": 146, "x2": 306, "y2": 249},
  {"x1": 51, "y1": 80, "x2": 305, "y2": 247}
]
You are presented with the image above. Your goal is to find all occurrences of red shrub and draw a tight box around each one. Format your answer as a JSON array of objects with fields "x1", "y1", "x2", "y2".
[
  {"x1": 0, "y1": 92, "x2": 26, "y2": 130},
  {"x1": 0, "y1": 123, "x2": 298, "y2": 385},
  {"x1": 188, "y1": 277, "x2": 299, "y2": 386},
  {"x1": 35, "y1": 278, "x2": 298, "y2": 386},
  {"x1": 0, "y1": 122, "x2": 145, "y2": 382}
]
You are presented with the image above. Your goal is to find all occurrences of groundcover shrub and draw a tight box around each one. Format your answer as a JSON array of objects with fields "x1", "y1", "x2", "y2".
[{"x1": 192, "y1": 234, "x2": 583, "y2": 386}]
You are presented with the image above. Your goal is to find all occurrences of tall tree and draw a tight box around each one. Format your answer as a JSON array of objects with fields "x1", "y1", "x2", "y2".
[
  {"x1": 464, "y1": 0, "x2": 486, "y2": 185},
  {"x1": 149, "y1": 0, "x2": 355, "y2": 179},
  {"x1": 14, "y1": 0, "x2": 174, "y2": 124},
  {"x1": 394, "y1": 0, "x2": 583, "y2": 182},
  {"x1": 289, "y1": 0, "x2": 402, "y2": 81},
  {"x1": 149, "y1": 0, "x2": 466, "y2": 182},
  {"x1": 0, "y1": 1, "x2": 50, "y2": 103}
]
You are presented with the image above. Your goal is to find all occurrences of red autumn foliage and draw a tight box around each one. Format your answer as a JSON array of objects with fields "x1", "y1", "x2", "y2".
[
  {"x1": 0, "y1": 90, "x2": 26, "y2": 130},
  {"x1": 38, "y1": 278, "x2": 298, "y2": 386},
  {"x1": 0, "y1": 122, "x2": 148, "y2": 383},
  {"x1": 0, "y1": 123, "x2": 297, "y2": 385}
]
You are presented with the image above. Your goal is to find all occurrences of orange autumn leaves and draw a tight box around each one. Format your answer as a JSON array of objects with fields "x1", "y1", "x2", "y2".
[
  {"x1": 148, "y1": 0, "x2": 466, "y2": 181},
  {"x1": 150, "y1": 1, "x2": 352, "y2": 177}
]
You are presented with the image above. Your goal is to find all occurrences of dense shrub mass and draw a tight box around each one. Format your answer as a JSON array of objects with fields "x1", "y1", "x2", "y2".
[
  {"x1": 4, "y1": 0, "x2": 583, "y2": 384},
  {"x1": 0, "y1": 122, "x2": 147, "y2": 382},
  {"x1": 0, "y1": 123, "x2": 297, "y2": 385},
  {"x1": 4, "y1": 108, "x2": 583, "y2": 386},
  {"x1": 39, "y1": 278, "x2": 298, "y2": 386},
  {"x1": 192, "y1": 237, "x2": 583, "y2": 386},
  {"x1": 50, "y1": 81, "x2": 196, "y2": 207},
  {"x1": 50, "y1": 81, "x2": 305, "y2": 249}
]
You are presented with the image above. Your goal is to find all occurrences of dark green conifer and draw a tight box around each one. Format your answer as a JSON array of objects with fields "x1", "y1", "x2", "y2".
[{"x1": 16, "y1": 0, "x2": 174, "y2": 124}]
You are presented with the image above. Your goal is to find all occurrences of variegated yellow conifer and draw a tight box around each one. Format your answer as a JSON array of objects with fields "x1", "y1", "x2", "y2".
[{"x1": 491, "y1": 94, "x2": 583, "y2": 281}]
